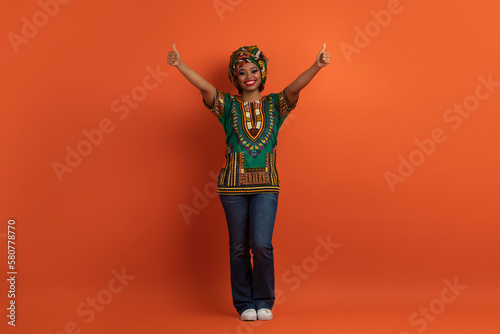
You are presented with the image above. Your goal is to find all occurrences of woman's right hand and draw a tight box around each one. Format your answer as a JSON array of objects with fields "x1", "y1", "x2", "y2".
[
  {"x1": 165, "y1": 42, "x2": 215, "y2": 105},
  {"x1": 167, "y1": 42, "x2": 181, "y2": 67}
]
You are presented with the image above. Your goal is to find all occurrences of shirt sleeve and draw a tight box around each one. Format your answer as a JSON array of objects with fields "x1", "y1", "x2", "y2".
[
  {"x1": 277, "y1": 89, "x2": 298, "y2": 120},
  {"x1": 203, "y1": 88, "x2": 227, "y2": 119}
]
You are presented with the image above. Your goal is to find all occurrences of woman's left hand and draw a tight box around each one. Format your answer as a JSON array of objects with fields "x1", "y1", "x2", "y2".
[{"x1": 316, "y1": 43, "x2": 331, "y2": 68}]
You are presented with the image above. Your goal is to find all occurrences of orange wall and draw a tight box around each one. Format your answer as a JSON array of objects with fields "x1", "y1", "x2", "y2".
[{"x1": 1, "y1": 0, "x2": 500, "y2": 332}]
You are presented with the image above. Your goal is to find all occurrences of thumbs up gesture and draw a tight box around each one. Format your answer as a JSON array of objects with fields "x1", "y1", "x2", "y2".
[
  {"x1": 316, "y1": 43, "x2": 331, "y2": 68},
  {"x1": 167, "y1": 42, "x2": 181, "y2": 67}
]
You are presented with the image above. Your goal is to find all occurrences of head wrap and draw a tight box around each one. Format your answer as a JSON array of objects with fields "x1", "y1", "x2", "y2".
[{"x1": 228, "y1": 45, "x2": 268, "y2": 92}]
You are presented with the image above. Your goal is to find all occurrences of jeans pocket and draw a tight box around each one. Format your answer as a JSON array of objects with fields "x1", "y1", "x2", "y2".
[
  {"x1": 256, "y1": 192, "x2": 279, "y2": 202},
  {"x1": 219, "y1": 194, "x2": 246, "y2": 204}
]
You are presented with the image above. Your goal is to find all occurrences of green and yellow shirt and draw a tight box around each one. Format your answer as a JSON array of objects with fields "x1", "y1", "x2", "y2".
[{"x1": 204, "y1": 89, "x2": 297, "y2": 195}]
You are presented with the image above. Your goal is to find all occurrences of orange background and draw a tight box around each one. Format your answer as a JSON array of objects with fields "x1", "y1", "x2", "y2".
[{"x1": 1, "y1": 0, "x2": 499, "y2": 333}]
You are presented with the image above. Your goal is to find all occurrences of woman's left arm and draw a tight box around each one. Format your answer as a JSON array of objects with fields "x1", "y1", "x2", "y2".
[{"x1": 285, "y1": 43, "x2": 331, "y2": 106}]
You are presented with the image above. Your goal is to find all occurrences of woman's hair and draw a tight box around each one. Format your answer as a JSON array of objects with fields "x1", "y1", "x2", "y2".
[{"x1": 228, "y1": 45, "x2": 268, "y2": 93}]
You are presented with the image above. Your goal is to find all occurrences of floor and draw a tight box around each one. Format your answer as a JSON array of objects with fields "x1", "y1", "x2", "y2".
[{"x1": 7, "y1": 284, "x2": 499, "y2": 334}]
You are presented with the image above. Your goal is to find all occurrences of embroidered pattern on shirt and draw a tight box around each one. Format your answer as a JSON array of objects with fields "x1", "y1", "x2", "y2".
[
  {"x1": 231, "y1": 96, "x2": 275, "y2": 159},
  {"x1": 239, "y1": 153, "x2": 269, "y2": 185},
  {"x1": 242, "y1": 100, "x2": 266, "y2": 141},
  {"x1": 218, "y1": 152, "x2": 279, "y2": 190},
  {"x1": 205, "y1": 89, "x2": 225, "y2": 118},
  {"x1": 203, "y1": 90, "x2": 298, "y2": 195},
  {"x1": 278, "y1": 90, "x2": 295, "y2": 119}
]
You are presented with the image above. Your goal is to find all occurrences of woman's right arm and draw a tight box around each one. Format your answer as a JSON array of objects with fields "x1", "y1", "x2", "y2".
[{"x1": 167, "y1": 42, "x2": 216, "y2": 108}]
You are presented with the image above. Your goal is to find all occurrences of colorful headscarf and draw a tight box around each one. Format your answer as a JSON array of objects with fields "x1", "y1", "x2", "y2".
[{"x1": 228, "y1": 45, "x2": 268, "y2": 92}]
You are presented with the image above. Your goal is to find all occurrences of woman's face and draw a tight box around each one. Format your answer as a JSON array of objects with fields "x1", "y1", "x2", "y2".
[{"x1": 237, "y1": 61, "x2": 262, "y2": 93}]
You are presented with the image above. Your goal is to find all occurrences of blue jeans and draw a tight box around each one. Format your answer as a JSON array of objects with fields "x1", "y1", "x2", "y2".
[{"x1": 219, "y1": 193, "x2": 279, "y2": 315}]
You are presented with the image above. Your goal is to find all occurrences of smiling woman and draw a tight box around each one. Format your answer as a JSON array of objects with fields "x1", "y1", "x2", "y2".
[{"x1": 167, "y1": 42, "x2": 330, "y2": 321}]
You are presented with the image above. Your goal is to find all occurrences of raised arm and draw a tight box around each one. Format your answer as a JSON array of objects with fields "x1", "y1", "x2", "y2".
[
  {"x1": 167, "y1": 42, "x2": 216, "y2": 108},
  {"x1": 285, "y1": 43, "x2": 331, "y2": 106}
]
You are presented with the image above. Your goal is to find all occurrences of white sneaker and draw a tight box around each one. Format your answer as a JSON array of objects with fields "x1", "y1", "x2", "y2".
[
  {"x1": 240, "y1": 309, "x2": 257, "y2": 321},
  {"x1": 257, "y1": 308, "x2": 273, "y2": 321}
]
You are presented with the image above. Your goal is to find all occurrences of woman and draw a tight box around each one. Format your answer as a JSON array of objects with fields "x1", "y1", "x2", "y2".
[{"x1": 167, "y1": 43, "x2": 330, "y2": 321}]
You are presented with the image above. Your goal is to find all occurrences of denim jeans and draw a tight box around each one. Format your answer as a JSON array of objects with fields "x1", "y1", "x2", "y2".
[{"x1": 219, "y1": 193, "x2": 279, "y2": 315}]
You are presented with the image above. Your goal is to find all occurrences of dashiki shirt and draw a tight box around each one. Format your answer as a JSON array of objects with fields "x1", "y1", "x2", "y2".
[{"x1": 204, "y1": 89, "x2": 297, "y2": 195}]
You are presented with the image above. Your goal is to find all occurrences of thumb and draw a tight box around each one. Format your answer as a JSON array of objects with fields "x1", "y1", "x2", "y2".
[
  {"x1": 320, "y1": 42, "x2": 326, "y2": 53},
  {"x1": 173, "y1": 42, "x2": 178, "y2": 53}
]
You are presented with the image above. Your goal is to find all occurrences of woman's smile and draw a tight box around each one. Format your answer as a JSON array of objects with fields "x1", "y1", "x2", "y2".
[{"x1": 244, "y1": 79, "x2": 257, "y2": 86}]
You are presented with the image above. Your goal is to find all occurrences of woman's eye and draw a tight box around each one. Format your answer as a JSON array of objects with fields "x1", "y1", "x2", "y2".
[
  {"x1": 251, "y1": 69, "x2": 258, "y2": 73},
  {"x1": 238, "y1": 72, "x2": 245, "y2": 76}
]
